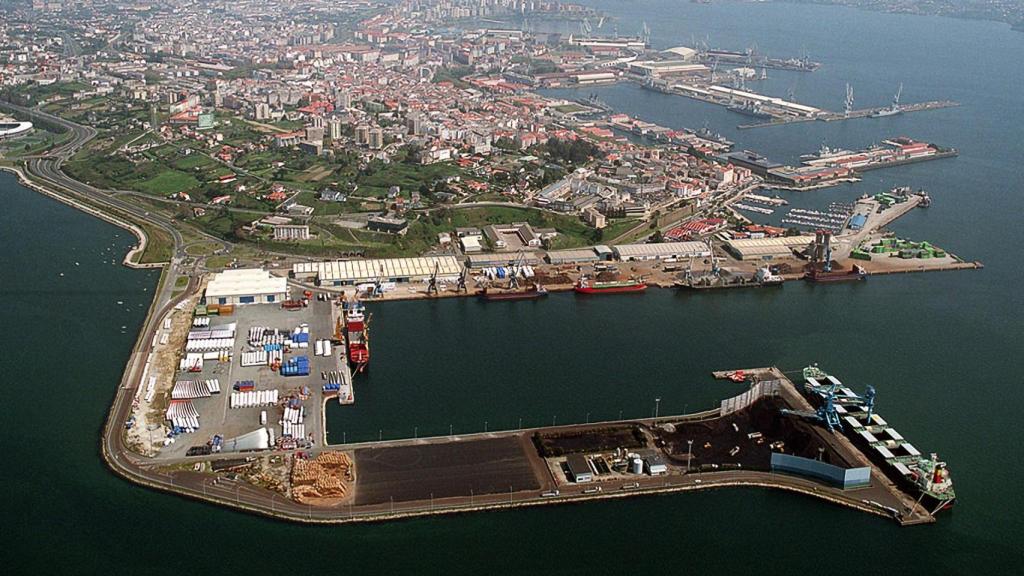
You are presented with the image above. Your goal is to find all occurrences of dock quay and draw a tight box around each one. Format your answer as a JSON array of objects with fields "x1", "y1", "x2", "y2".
[
  {"x1": 738, "y1": 100, "x2": 959, "y2": 129},
  {"x1": 120, "y1": 359, "x2": 947, "y2": 526}
]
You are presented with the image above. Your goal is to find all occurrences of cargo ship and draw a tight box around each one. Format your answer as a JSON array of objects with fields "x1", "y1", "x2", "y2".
[
  {"x1": 804, "y1": 263, "x2": 867, "y2": 283},
  {"x1": 479, "y1": 283, "x2": 548, "y2": 301},
  {"x1": 800, "y1": 366, "x2": 956, "y2": 513},
  {"x1": 575, "y1": 276, "x2": 647, "y2": 294},
  {"x1": 343, "y1": 301, "x2": 369, "y2": 371}
]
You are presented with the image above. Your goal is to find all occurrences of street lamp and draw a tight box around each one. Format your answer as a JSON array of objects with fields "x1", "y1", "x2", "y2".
[
  {"x1": 687, "y1": 440, "x2": 693, "y2": 473},
  {"x1": 655, "y1": 398, "x2": 661, "y2": 420}
]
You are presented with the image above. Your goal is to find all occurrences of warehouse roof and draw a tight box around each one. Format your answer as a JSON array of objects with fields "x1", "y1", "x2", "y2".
[
  {"x1": 724, "y1": 236, "x2": 812, "y2": 259},
  {"x1": 612, "y1": 241, "x2": 711, "y2": 259},
  {"x1": 293, "y1": 256, "x2": 463, "y2": 282},
  {"x1": 547, "y1": 248, "x2": 600, "y2": 263},
  {"x1": 206, "y1": 268, "x2": 287, "y2": 298}
]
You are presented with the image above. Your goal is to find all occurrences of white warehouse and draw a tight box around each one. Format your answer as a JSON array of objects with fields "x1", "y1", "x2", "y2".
[
  {"x1": 612, "y1": 241, "x2": 711, "y2": 261},
  {"x1": 205, "y1": 268, "x2": 288, "y2": 305}
]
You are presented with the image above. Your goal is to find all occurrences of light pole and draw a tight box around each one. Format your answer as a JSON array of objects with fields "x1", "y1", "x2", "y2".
[
  {"x1": 414, "y1": 426, "x2": 418, "y2": 439},
  {"x1": 484, "y1": 420, "x2": 488, "y2": 433},
  {"x1": 586, "y1": 412, "x2": 590, "y2": 424},
  {"x1": 655, "y1": 398, "x2": 661, "y2": 420},
  {"x1": 687, "y1": 439, "x2": 693, "y2": 473}
]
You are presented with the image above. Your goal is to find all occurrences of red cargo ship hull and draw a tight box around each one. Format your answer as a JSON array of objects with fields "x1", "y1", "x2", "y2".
[{"x1": 574, "y1": 284, "x2": 648, "y2": 294}]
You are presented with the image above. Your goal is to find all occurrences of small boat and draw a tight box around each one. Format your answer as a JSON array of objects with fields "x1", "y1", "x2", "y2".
[
  {"x1": 574, "y1": 276, "x2": 647, "y2": 294},
  {"x1": 479, "y1": 283, "x2": 548, "y2": 301}
]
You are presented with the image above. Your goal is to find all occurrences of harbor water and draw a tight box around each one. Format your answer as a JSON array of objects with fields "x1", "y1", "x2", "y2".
[{"x1": 3, "y1": 2, "x2": 1024, "y2": 574}]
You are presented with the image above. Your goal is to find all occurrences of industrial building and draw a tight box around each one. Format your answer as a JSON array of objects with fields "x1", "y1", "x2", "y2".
[
  {"x1": 272, "y1": 224, "x2": 310, "y2": 241},
  {"x1": 205, "y1": 268, "x2": 288, "y2": 305},
  {"x1": 465, "y1": 252, "x2": 542, "y2": 269},
  {"x1": 770, "y1": 453, "x2": 871, "y2": 489},
  {"x1": 627, "y1": 60, "x2": 709, "y2": 79},
  {"x1": 723, "y1": 236, "x2": 813, "y2": 261},
  {"x1": 640, "y1": 450, "x2": 668, "y2": 475},
  {"x1": 546, "y1": 248, "x2": 601, "y2": 265},
  {"x1": 292, "y1": 256, "x2": 463, "y2": 286},
  {"x1": 612, "y1": 241, "x2": 711, "y2": 261},
  {"x1": 566, "y1": 453, "x2": 594, "y2": 483}
]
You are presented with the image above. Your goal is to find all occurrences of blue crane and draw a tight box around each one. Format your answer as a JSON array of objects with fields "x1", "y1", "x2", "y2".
[{"x1": 781, "y1": 380, "x2": 844, "y2": 432}]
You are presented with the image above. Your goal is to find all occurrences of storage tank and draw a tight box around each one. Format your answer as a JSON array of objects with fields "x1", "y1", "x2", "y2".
[{"x1": 632, "y1": 457, "x2": 644, "y2": 475}]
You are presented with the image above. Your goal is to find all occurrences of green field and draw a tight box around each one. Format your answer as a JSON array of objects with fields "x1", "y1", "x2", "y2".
[
  {"x1": 136, "y1": 170, "x2": 201, "y2": 195},
  {"x1": 356, "y1": 159, "x2": 459, "y2": 197}
]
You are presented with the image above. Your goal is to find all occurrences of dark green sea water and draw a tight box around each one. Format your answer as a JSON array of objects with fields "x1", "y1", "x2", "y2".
[{"x1": 3, "y1": 2, "x2": 1023, "y2": 574}]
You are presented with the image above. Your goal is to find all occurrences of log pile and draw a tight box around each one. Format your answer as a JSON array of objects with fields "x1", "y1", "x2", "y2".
[{"x1": 291, "y1": 451, "x2": 355, "y2": 504}]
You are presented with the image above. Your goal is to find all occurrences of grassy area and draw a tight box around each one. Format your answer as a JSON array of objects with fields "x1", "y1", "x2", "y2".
[
  {"x1": 174, "y1": 276, "x2": 189, "y2": 289},
  {"x1": 293, "y1": 191, "x2": 365, "y2": 216},
  {"x1": 136, "y1": 169, "x2": 201, "y2": 195},
  {"x1": 553, "y1": 104, "x2": 586, "y2": 114},
  {"x1": 356, "y1": 159, "x2": 459, "y2": 197},
  {"x1": 137, "y1": 223, "x2": 174, "y2": 264},
  {"x1": 184, "y1": 241, "x2": 221, "y2": 256},
  {"x1": 600, "y1": 219, "x2": 642, "y2": 243}
]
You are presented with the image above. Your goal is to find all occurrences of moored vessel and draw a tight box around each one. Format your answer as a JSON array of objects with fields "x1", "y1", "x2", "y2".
[
  {"x1": 804, "y1": 263, "x2": 868, "y2": 283},
  {"x1": 799, "y1": 365, "x2": 956, "y2": 513},
  {"x1": 479, "y1": 283, "x2": 548, "y2": 301},
  {"x1": 343, "y1": 300, "x2": 370, "y2": 371},
  {"x1": 575, "y1": 276, "x2": 647, "y2": 294}
]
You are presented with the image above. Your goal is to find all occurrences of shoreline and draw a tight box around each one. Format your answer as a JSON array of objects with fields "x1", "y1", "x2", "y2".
[
  {"x1": 2, "y1": 122, "x2": 958, "y2": 530},
  {"x1": 0, "y1": 165, "x2": 160, "y2": 269}
]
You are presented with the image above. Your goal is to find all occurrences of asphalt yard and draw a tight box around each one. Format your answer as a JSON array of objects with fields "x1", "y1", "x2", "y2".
[{"x1": 353, "y1": 436, "x2": 541, "y2": 505}]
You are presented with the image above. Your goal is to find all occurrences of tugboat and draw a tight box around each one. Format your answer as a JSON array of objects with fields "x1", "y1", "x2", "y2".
[
  {"x1": 342, "y1": 300, "x2": 370, "y2": 372},
  {"x1": 574, "y1": 275, "x2": 647, "y2": 294},
  {"x1": 479, "y1": 282, "x2": 548, "y2": 301}
]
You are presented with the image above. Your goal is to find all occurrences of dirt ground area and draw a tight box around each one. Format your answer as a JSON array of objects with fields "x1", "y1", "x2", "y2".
[
  {"x1": 352, "y1": 437, "x2": 540, "y2": 505},
  {"x1": 533, "y1": 426, "x2": 648, "y2": 457},
  {"x1": 125, "y1": 280, "x2": 207, "y2": 456},
  {"x1": 654, "y1": 397, "x2": 854, "y2": 472}
]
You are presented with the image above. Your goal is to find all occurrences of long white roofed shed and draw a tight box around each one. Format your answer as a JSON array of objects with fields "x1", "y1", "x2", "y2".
[
  {"x1": 723, "y1": 236, "x2": 813, "y2": 261},
  {"x1": 612, "y1": 241, "x2": 711, "y2": 261},
  {"x1": 293, "y1": 256, "x2": 463, "y2": 285},
  {"x1": 206, "y1": 268, "x2": 288, "y2": 305}
]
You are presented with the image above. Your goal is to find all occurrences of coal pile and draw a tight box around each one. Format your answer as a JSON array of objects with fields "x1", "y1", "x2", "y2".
[{"x1": 654, "y1": 398, "x2": 851, "y2": 471}]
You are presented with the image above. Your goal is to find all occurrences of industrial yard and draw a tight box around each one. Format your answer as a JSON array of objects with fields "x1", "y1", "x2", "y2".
[
  {"x1": 125, "y1": 269, "x2": 352, "y2": 464},
  {"x1": 128, "y1": 358, "x2": 948, "y2": 525}
]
